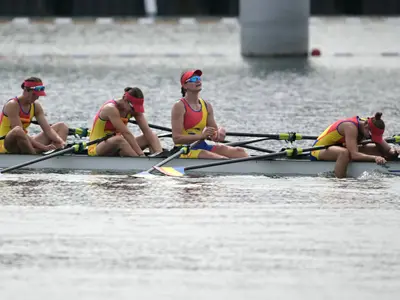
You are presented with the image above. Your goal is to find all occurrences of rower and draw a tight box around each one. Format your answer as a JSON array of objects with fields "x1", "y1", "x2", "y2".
[
  {"x1": 310, "y1": 112, "x2": 400, "y2": 178},
  {"x1": 87, "y1": 87, "x2": 163, "y2": 157},
  {"x1": 170, "y1": 69, "x2": 248, "y2": 159},
  {"x1": 0, "y1": 77, "x2": 68, "y2": 154}
]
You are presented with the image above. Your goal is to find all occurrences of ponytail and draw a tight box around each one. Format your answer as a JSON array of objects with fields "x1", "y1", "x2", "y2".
[
  {"x1": 181, "y1": 87, "x2": 186, "y2": 97},
  {"x1": 372, "y1": 112, "x2": 385, "y2": 130}
]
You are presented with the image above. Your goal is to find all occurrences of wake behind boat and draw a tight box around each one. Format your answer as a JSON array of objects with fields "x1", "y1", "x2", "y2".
[{"x1": 0, "y1": 152, "x2": 399, "y2": 178}]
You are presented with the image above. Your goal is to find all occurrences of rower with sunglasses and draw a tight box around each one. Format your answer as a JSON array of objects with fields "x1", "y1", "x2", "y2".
[
  {"x1": 0, "y1": 77, "x2": 68, "y2": 154},
  {"x1": 87, "y1": 86, "x2": 162, "y2": 157},
  {"x1": 171, "y1": 69, "x2": 248, "y2": 159}
]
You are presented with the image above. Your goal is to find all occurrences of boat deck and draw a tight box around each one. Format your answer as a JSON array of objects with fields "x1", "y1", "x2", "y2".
[{"x1": 0, "y1": 153, "x2": 399, "y2": 177}]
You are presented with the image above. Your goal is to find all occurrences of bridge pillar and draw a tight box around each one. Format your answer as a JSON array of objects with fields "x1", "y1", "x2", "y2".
[{"x1": 240, "y1": 0, "x2": 310, "y2": 57}]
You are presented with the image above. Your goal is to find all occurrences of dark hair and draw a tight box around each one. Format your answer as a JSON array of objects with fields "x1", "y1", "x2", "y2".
[
  {"x1": 180, "y1": 71, "x2": 189, "y2": 97},
  {"x1": 21, "y1": 77, "x2": 42, "y2": 89},
  {"x1": 371, "y1": 112, "x2": 385, "y2": 130},
  {"x1": 124, "y1": 87, "x2": 144, "y2": 98}
]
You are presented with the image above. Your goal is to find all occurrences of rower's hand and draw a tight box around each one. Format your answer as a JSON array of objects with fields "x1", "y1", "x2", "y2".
[
  {"x1": 201, "y1": 127, "x2": 216, "y2": 140},
  {"x1": 44, "y1": 144, "x2": 57, "y2": 152},
  {"x1": 389, "y1": 147, "x2": 400, "y2": 155},
  {"x1": 53, "y1": 141, "x2": 66, "y2": 149},
  {"x1": 212, "y1": 127, "x2": 226, "y2": 142},
  {"x1": 375, "y1": 156, "x2": 387, "y2": 165}
]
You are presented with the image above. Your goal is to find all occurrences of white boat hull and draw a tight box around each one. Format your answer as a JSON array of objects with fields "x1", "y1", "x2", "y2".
[{"x1": 0, "y1": 153, "x2": 399, "y2": 177}]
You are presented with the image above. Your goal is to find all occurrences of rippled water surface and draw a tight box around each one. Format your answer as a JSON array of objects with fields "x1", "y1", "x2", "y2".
[{"x1": 1, "y1": 17, "x2": 400, "y2": 300}]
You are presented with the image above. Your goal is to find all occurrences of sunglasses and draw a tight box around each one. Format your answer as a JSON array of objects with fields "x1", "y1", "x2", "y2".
[
  {"x1": 185, "y1": 76, "x2": 201, "y2": 83},
  {"x1": 28, "y1": 85, "x2": 45, "y2": 92}
]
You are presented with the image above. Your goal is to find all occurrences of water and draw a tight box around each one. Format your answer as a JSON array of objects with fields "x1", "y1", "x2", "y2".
[{"x1": 1, "y1": 17, "x2": 400, "y2": 299}]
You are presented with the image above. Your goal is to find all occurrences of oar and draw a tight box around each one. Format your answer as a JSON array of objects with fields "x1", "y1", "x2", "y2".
[
  {"x1": 31, "y1": 120, "x2": 90, "y2": 137},
  {"x1": 154, "y1": 145, "x2": 331, "y2": 177},
  {"x1": 224, "y1": 131, "x2": 318, "y2": 141},
  {"x1": 33, "y1": 120, "x2": 173, "y2": 139},
  {"x1": 231, "y1": 142, "x2": 274, "y2": 153},
  {"x1": 222, "y1": 137, "x2": 269, "y2": 147},
  {"x1": 360, "y1": 135, "x2": 400, "y2": 145},
  {"x1": 0, "y1": 133, "x2": 116, "y2": 174},
  {"x1": 132, "y1": 139, "x2": 204, "y2": 178},
  {"x1": 128, "y1": 120, "x2": 276, "y2": 153},
  {"x1": 129, "y1": 119, "x2": 171, "y2": 132}
]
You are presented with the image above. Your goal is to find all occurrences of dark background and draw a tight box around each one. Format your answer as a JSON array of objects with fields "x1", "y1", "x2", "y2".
[{"x1": 0, "y1": 0, "x2": 399, "y2": 17}]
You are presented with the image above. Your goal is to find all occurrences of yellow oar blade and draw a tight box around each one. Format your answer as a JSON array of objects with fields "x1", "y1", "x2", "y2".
[{"x1": 154, "y1": 166, "x2": 185, "y2": 177}]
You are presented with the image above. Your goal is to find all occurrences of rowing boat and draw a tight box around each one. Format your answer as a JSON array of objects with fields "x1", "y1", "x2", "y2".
[{"x1": 0, "y1": 153, "x2": 399, "y2": 177}]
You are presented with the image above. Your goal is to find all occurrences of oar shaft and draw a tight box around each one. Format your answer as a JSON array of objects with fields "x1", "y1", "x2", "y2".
[
  {"x1": 225, "y1": 132, "x2": 318, "y2": 140},
  {"x1": 224, "y1": 138, "x2": 275, "y2": 153},
  {"x1": 144, "y1": 139, "x2": 203, "y2": 173},
  {"x1": 0, "y1": 133, "x2": 115, "y2": 174},
  {"x1": 184, "y1": 145, "x2": 329, "y2": 171},
  {"x1": 31, "y1": 120, "x2": 90, "y2": 137},
  {"x1": 0, "y1": 147, "x2": 75, "y2": 173},
  {"x1": 129, "y1": 120, "x2": 172, "y2": 132},
  {"x1": 129, "y1": 120, "x2": 317, "y2": 142},
  {"x1": 129, "y1": 120, "x2": 276, "y2": 153},
  {"x1": 360, "y1": 136, "x2": 400, "y2": 145},
  {"x1": 239, "y1": 144, "x2": 275, "y2": 153},
  {"x1": 224, "y1": 137, "x2": 269, "y2": 147}
]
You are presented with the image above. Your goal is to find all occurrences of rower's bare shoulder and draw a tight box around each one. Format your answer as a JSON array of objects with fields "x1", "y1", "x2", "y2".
[
  {"x1": 341, "y1": 122, "x2": 358, "y2": 135},
  {"x1": 102, "y1": 103, "x2": 119, "y2": 114},
  {"x1": 202, "y1": 99, "x2": 214, "y2": 112},
  {"x1": 3, "y1": 99, "x2": 20, "y2": 115},
  {"x1": 172, "y1": 100, "x2": 185, "y2": 112}
]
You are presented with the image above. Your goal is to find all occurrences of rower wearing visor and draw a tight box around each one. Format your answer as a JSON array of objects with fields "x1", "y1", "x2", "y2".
[
  {"x1": 311, "y1": 112, "x2": 400, "y2": 178},
  {"x1": 88, "y1": 87, "x2": 162, "y2": 157},
  {"x1": 0, "y1": 77, "x2": 68, "y2": 154},
  {"x1": 171, "y1": 69, "x2": 248, "y2": 159}
]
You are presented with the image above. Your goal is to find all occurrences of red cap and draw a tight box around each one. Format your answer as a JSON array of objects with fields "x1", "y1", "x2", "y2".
[
  {"x1": 124, "y1": 92, "x2": 144, "y2": 113},
  {"x1": 24, "y1": 80, "x2": 46, "y2": 96},
  {"x1": 180, "y1": 69, "x2": 202, "y2": 86},
  {"x1": 368, "y1": 118, "x2": 384, "y2": 143}
]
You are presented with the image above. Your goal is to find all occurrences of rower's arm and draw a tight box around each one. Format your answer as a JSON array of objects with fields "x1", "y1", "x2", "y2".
[
  {"x1": 133, "y1": 113, "x2": 160, "y2": 150},
  {"x1": 4, "y1": 101, "x2": 47, "y2": 151},
  {"x1": 105, "y1": 106, "x2": 144, "y2": 156},
  {"x1": 35, "y1": 103, "x2": 64, "y2": 144},
  {"x1": 205, "y1": 101, "x2": 224, "y2": 142},
  {"x1": 344, "y1": 123, "x2": 379, "y2": 161},
  {"x1": 377, "y1": 140, "x2": 398, "y2": 158},
  {"x1": 4, "y1": 100, "x2": 25, "y2": 130},
  {"x1": 205, "y1": 101, "x2": 218, "y2": 130},
  {"x1": 171, "y1": 101, "x2": 203, "y2": 144}
]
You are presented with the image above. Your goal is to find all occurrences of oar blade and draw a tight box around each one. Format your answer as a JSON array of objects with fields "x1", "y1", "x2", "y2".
[{"x1": 154, "y1": 166, "x2": 185, "y2": 177}]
